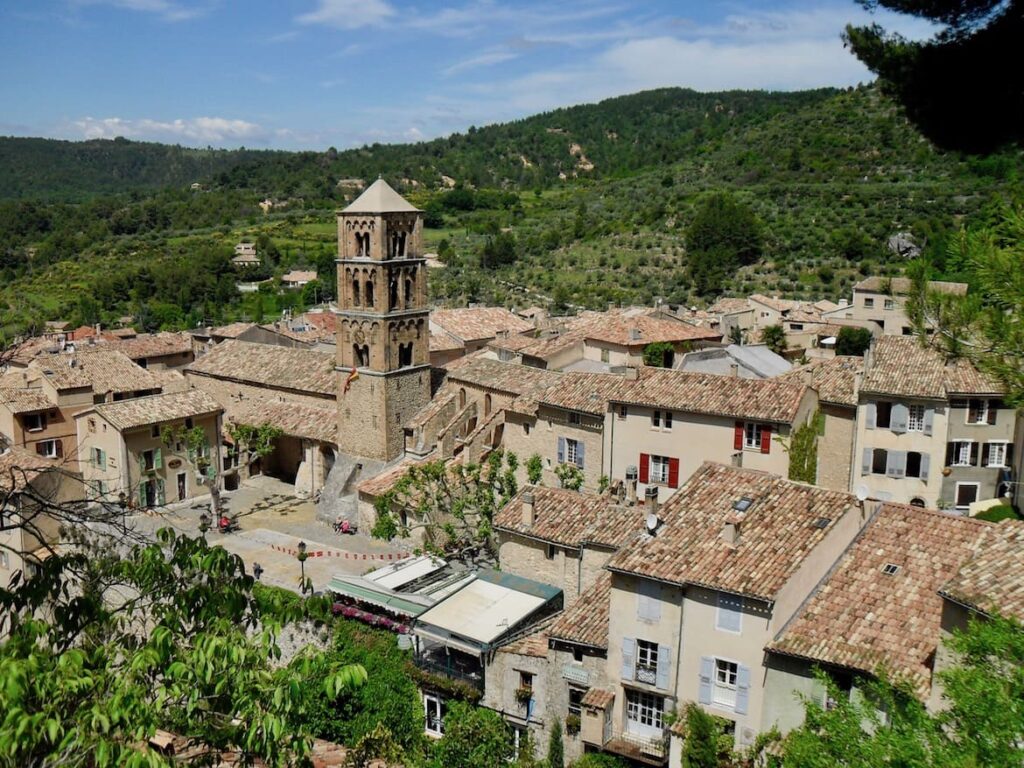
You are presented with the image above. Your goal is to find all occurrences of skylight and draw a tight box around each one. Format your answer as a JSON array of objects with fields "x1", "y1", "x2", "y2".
[
  {"x1": 731, "y1": 496, "x2": 755, "y2": 513},
  {"x1": 881, "y1": 563, "x2": 901, "y2": 576}
]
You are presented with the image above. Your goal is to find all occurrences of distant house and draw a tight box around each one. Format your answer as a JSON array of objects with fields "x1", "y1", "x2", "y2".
[
  {"x1": 822, "y1": 276, "x2": 968, "y2": 336},
  {"x1": 676, "y1": 344, "x2": 791, "y2": 379},
  {"x1": 231, "y1": 242, "x2": 260, "y2": 268},
  {"x1": 282, "y1": 270, "x2": 317, "y2": 289},
  {"x1": 428, "y1": 307, "x2": 535, "y2": 365}
]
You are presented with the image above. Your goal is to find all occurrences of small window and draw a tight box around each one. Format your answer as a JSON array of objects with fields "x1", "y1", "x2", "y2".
[
  {"x1": 967, "y1": 398, "x2": 989, "y2": 425},
  {"x1": 664, "y1": 411, "x2": 672, "y2": 429},
  {"x1": 185, "y1": 418, "x2": 194, "y2": 429},
  {"x1": 863, "y1": 297, "x2": 875, "y2": 308},
  {"x1": 424, "y1": 693, "x2": 445, "y2": 737},
  {"x1": 907, "y1": 404, "x2": 925, "y2": 432},
  {"x1": 652, "y1": 410, "x2": 661, "y2": 429},
  {"x1": 955, "y1": 483, "x2": 980, "y2": 510},
  {"x1": 713, "y1": 659, "x2": 739, "y2": 708},
  {"x1": 519, "y1": 671, "x2": 534, "y2": 690},
  {"x1": 716, "y1": 594, "x2": 743, "y2": 634},
  {"x1": 881, "y1": 563, "x2": 900, "y2": 576},
  {"x1": 23, "y1": 413, "x2": 45, "y2": 432},
  {"x1": 37, "y1": 440, "x2": 58, "y2": 458},
  {"x1": 790, "y1": 323, "x2": 803, "y2": 331},
  {"x1": 987, "y1": 442, "x2": 1009, "y2": 468},
  {"x1": 151, "y1": 424, "x2": 161, "y2": 438},
  {"x1": 871, "y1": 448, "x2": 888, "y2": 475},
  {"x1": 545, "y1": 543, "x2": 557, "y2": 560},
  {"x1": 564, "y1": 438, "x2": 580, "y2": 466},
  {"x1": 600, "y1": 348, "x2": 610, "y2": 363},
  {"x1": 88, "y1": 418, "x2": 96, "y2": 433},
  {"x1": 650, "y1": 454, "x2": 670, "y2": 484},
  {"x1": 875, "y1": 401, "x2": 892, "y2": 429},
  {"x1": 906, "y1": 451, "x2": 924, "y2": 478},
  {"x1": 635, "y1": 640, "x2": 659, "y2": 684},
  {"x1": 568, "y1": 687, "x2": 584, "y2": 717},
  {"x1": 617, "y1": 404, "x2": 627, "y2": 420},
  {"x1": 523, "y1": 423, "x2": 531, "y2": 436},
  {"x1": 951, "y1": 441, "x2": 973, "y2": 467},
  {"x1": 744, "y1": 422, "x2": 764, "y2": 450},
  {"x1": 569, "y1": 411, "x2": 581, "y2": 426}
]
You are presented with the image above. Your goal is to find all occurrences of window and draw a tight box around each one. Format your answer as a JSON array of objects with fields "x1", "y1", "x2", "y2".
[
  {"x1": 144, "y1": 450, "x2": 155, "y2": 471},
  {"x1": 564, "y1": 438, "x2": 579, "y2": 466},
  {"x1": 790, "y1": 323, "x2": 804, "y2": 331},
  {"x1": 151, "y1": 424, "x2": 160, "y2": 438},
  {"x1": 617, "y1": 404, "x2": 627, "y2": 420},
  {"x1": 523, "y1": 423, "x2": 531, "y2": 436},
  {"x1": 23, "y1": 413, "x2": 45, "y2": 432},
  {"x1": 955, "y1": 482, "x2": 980, "y2": 510},
  {"x1": 91, "y1": 447, "x2": 106, "y2": 469},
  {"x1": 568, "y1": 687, "x2": 584, "y2": 718},
  {"x1": 905, "y1": 451, "x2": 924, "y2": 479},
  {"x1": 951, "y1": 441, "x2": 973, "y2": 467},
  {"x1": 875, "y1": 401, "x2": 892, "y2": 429},
  {"x1": 716, "y1": 594, "x2": 744, "y2": 634},
  {"x1": 713, "y1": 659, "x2": 739, "y2": 708},
  {"x1": 650, "y1": 454, "x2": 670, "y2": 484},
  {"x1": 863, "y1": 297, "x2": 875, "y2": 308},
  {"x1": 986, "y1": 441, "x2": 1009, "y2": 468},
  {"x1": 635, "y1": 640, "x2": 659, "y2": 684},
  {"x1": 511, "y1": 726, "x2": 528, "y2": 759},
  {"x1": 967, "y1": 398, "x2": 991, "y2": 425},
  {"x1": 744, "y1": 422, "x2": 764, "y2": 450},
  {"x1": 652, "y1": 410, "x2": 672, "y2": 430},
  {"x1": 625, "y1": 689, "x2": 664, "y2": 731},
  {"x1": 424, "y1": 693, "x2": 445, "y2": 736},
  {"x1": 568, "y1": 411, "x2": 581, "y2": 425},
  {"x1": 185, "y1": 418, "x2": 194, "y2": 429},
  {"x1": 884, "y1": 299, "x2": 896, "y2": 310},
  {"x1": 601, "y1": 348, "x2": 610, "y2": 363},
  {"x1": 907, "y1": 404, "x2": 925, "y2": 432},
  {"x1": 37, "y1": 440, "x2": 58, "y2": 458},
  {"x1": 545, "y1": 543, "x2": 557, "y2": 560}
]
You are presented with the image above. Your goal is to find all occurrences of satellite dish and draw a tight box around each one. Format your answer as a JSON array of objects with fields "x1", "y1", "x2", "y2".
[
  {"x1": 646, "y1": 513, "x2": 659, "y2": 533},
  {"x1": 855, "y1": 484, "x2": 869, "y2": 503}
]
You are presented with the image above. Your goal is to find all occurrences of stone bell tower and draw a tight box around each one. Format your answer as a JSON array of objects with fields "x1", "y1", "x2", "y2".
[{"x1": 336, "y1": 179, "x2": 430, "y2": 462}]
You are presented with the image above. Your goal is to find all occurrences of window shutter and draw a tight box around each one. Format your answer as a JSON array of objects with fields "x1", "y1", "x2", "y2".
[
  {"x1": 890, "y1": 404, "x2": 908, "y2": 434},
  {"x1": 987, "y1": 402, "x2": 997, "y2": 425},
  {"x1": 982, "y1": 443, "x2": 991, "y2": 467},
  {"x1": 621, "y1": 638, "x2": 636, "y2": 680},
  {"x1": 99, "y1": 449, "x2": 107, "y2": 468},
  {"x1": 698, "y1": 657, "x2": 714, "y2": 705},
  {"x1": 576, "y1": 441, "x2": 585, "y2": 470},
  {"x1": 656, "y1": 644, "x2": 672, "y2": 690},
  {"x1": 137, "y1": 485, "x2": 146, "y2": 508},
  {"x1": 55, "y1": 439, "x2": 63, "y2": 458},
  {"x1": 156, "y1": 478, "x2": 166, "y2": 506},
  {"x1": 639, "y1": 453, "x2": 650, "y2": 484},
  {"x1": 734, "y1": 421, "x2": 744, "y2": 451},
  {"x1": 923, "y1": 408, "x2": 934, "y2": 436},
  {"x1": 886, "y1": 450, "x2": 904, "y2": 478},
  {"x1": 970, "y1": 442, "x2": 980, "y2": 466},
  {"x1": 865, "y1": 403, "x2": 876, "y2": 430},
  {"x1": 35, "y1": 441, "x2": 46, "y2": 456},
  {"x1": 1006, "y1": 443, "x2": 1014, "y2": 468},
  {"x1": 717, "y1": 595, "x2": 742, "y2": 632},
  {"x1": 861, "y1": 447, "x2": 872, "y2": 475},
  {"x1": 760, "y1": 425, "x2": 772, "y2": 454},
  {"x1": 735, "y1": 665, "x2": 751, "y2": 715},
  {"x1": 154, "y1": 448, "x2": 162, "y2": 470},
  {"x1": 919, "y1": 453, "x2": 930, "y2": 479},
  {"x1": 946, "y1": 442, "x2": 955, "y2": 467},
  {"x1": 668, "y1": 457, "x2": 680, "y2": 488},
  {"x1": 894, "y1": 450, "x2": 907, "y2": 477},
  {"x1": 557, "y1": 437, "x2": 565, "y2": 464}
]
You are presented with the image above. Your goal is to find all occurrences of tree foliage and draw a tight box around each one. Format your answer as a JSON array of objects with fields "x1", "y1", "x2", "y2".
[
  {"x1": 761, "y1": 324, "x2": 787, "y2": 356},
  {"x1": 686, "y1": 193, "x2": 763, "y2": 297},
  {"x1": 643, "y1": 341, "x2": 676, "y2": 367},
  {"x1": 427, "y1": 701, "x2": 513, "y2": 768},
  {"x1": 835, "y1": 326, "x2": 873, "y2": 356}
]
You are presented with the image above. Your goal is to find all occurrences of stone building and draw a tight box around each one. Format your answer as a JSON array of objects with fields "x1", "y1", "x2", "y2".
[{"x1": 336, "y1": 179, "x2": 431, "y2": 462}]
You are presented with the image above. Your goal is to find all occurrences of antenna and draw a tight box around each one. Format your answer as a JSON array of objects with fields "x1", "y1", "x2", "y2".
[
  {"x1": 855, "y1": 484, "x2": 869, "y2": 503},
  {"x1": 645, "y1": 513, "x2": 659, "y2": 534}
]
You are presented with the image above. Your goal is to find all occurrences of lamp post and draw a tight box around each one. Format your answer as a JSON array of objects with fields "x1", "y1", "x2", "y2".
[
  {"x1": 296, "y1": 541, "x2": 308, "y2": 595},
  {"x1": 199, "y1": 512, "x2": 210, "y2": 540}
]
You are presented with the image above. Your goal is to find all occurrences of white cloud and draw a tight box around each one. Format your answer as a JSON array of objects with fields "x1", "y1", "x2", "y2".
[
  {"x1": 443, "y1": 48, "x2": 519, "y2": 76},
  {"x1": 71, "y1": 116, "x2": 268, "y2": 144},
  {"x1": 296, "y1": 0, "x2": 395, "y2": 29},
  {"x1": 70, "y1": 0, "x2": 210, "y2": 22}
]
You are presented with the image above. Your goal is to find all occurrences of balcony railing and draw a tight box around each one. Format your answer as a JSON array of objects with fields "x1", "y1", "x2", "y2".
[
  {"x1": 413, "y1": 646, "x2": 484, "y2": 691},
  {"x1": 603, "y1": 729, "x2": 670, "y2": 766},
  {"x1": 635, "y1": 664, "x2": 658, "y2": 685}
]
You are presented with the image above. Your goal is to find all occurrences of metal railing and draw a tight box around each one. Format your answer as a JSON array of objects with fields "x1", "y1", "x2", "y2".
[
  {"x1": 604, "y1": 729, "x2": 670, "y2": 763},
  {"x1": 413, "y1": 650, "x2": 484, "y2": 691}
]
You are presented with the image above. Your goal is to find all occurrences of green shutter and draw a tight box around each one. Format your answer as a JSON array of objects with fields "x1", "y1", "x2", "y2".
[
  {"x1": 154, "y1": 448, "x2": 163, "y2": 470},
  {"x1": 99, "y1": 449, "x2": 107, "y2": 469},
  {"x1": 137, "y1": 485, "x2": 146, "y2": 508},
  {"x1": 156, "y1": 478, "x2": 166, "y2": 506},
  {"x1": 187, "y1": 445, "x2": 196, "y2": 465},
  {"x1": 138, "y1": 453, "x2": 146, "y2": 473}
]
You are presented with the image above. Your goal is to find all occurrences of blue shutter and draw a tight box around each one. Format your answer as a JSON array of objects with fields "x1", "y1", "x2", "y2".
[
  {"x1": 621, "y1": 638, "x2": 636, "y2": 680},
  {"x1": 890, "y1": 404, "x2": 908, "y2": 434},
  {"x1": 557, "y1": 436, "x2": 565, "y2": 464},
  {"x1": 861, "y1": 447, "x2": 872, "y2": 476},
  {"x1": 576, "y1": 440, "x2": 585, "y2": 469},
  {"x1": 717, "y1": 594, "x2": 742, "y2": 632},
  {"x1": 923, "y1": 408, "x2": 934, "y2": 436},
  {"x1": 919, "y1": 453, "x2": 930, "y2": 479},
  {"x1": 735, "y1": 665, "x2": 751, "y2": 715},
  {"x1": 656, "y1": 644, "x2": 672, "y2": 690},
  {"x1": 698, "y1": 657, "x2": 713, "y2": 705},
  {"x1": 865, "y1": 403, "x2": 876, "y2": 430}
]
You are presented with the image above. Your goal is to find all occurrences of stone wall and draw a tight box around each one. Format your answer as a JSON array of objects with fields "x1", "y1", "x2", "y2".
[{"x1": 816, "y1": 404, "x2": 855, "y2": 491}]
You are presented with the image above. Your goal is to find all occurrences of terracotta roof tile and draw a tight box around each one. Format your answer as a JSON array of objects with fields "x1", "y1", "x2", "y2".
[
  {"x1": 770, "y1": 504, "x2": 989, "y2": 698},
  {"x1": 0, "y1": 388, "x2": 54, "y2": 414},
  {"x1": 282, "y1": 270, "x2": 318, "y2": 283},
  {"x1": 101, "y1": 332, "x2": 193, "y2": 360},
  {"x1": 749, "y1": 294, "x2": 802, "y2": 313},
  {"x1": 606, "y1": 463, "x2": 856, "y2": 601},
  {"x1": 498, "y1": 620, "x2": 555, "y2": 658},
  {"x1": 495, "y1": 486, "x2": 642, "y2": 550},
  {"x1": 207, "y1": 322, "x2": 259, "y2": 339},
  {"x1": 226, "y1": 399, "x2": 337, "y2": 444},
  {"x1": 0, "y1": 447, "x2": 58, "y2": 492},
  {"x1": 88, "y1": 389, "x2": 223, "y2": 432},
  {"x1": 939, "y1": 519, "x2": 1024, "y2": 622},
  {"x1": 538, "y1": 372, "x2": 626, "y2": 416},
  {"x1": 429, "y1": 329, "x2": 464, "y2": 352},
  {"x1": 431, "y1": 307, "x2": 534, "y2": 343},
  {"x1": 708, "y1": 297, "x2": 753, "y2": 315},
  {"x1": 580, "y1": 688, "x2": 615, "y2": 709},
  {"x1": 609, "y1": 367, "x2": 809, "y2": 424},
  {"x1": 34, "y1": 349, "x2": 162, "y2": 395},
  {"x1": 862, "y1": 336, "x2": 1001, "y2": 399},
  {"x1": 444, "y1": 354, "x2": 563, "y2": 397},
  {"x1": 548, "y1": 572, "x2": 611, "y2": 649},
  {"x1": 187, "y1": 340, "x2": 337, "y2": 397},
  {"x1": 780, "y1": 356, "x2": 861, "y2": 407},
  {"x1": 580, "y1": 313, "x2": 721, "y2": 346}
]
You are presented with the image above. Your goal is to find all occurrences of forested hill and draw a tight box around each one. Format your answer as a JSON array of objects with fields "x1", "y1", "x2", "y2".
[{"x1": 0, "y1": 88, "x2": 837, "y2": 200}]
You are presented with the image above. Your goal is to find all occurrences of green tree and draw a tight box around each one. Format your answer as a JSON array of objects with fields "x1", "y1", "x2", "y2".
[
  {"x1": 548, "y1": 720, "x2": 564, "y2": 768},
  {"x1": 481, "y1": 231, "x2": 518, "y2": 269},
  {"x1": 687, "y1": 193, "x2": 763, "y2": 266},
  {"x1": 0, "y1": 529, "x2": 366, "y2": 767},
  {"x1": 526, "y1": 454, "x2": 543, "y2": 485},
  {"x1": 429, "y1": 701, "x2": 513, "y2": 768},
  {"x1": 762, "y1": 324, "x2": 787, "y2": 356},
  {"x1": 643, "y1": 341, "x2": 676, "y2": 368},
  {"x1": 835, "y1": 326, "x2": 873, "y2": 356},
  {"x1": 554, "y1": 462, "x2": 584, "y2": 491},
  {"x1": 679, "y1": 703, "x2": 721, "y2": 768},
  {"x1": 844, "y1": 0, "x2": 1022, "y2": 151}
]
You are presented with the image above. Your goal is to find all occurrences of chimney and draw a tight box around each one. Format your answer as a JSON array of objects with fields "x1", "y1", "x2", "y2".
[
  {"x1": 625, "y1": 465, "x2": 638, "y2": 505},
  {"x1": 729, "y1": 362, "x2": 739, "y2": 378},
  {"x1": 623, "y1": 367, "x2": 639, "y2": 381},
  {"x1": 722, "y1": 520, "x2": 740, "y2": 547},
  {"x1": 521, "y1": 489, "x2": 536, "y2": 526},
  {"x1": 801, "y1": 368, "x2": 814, "y2": 386},
  {"x1": 628, "y1": 328, "x2": 641, "y2": 342},
  {"x1": 644, "y1": 485, "x2": 659, "y2": 516}
]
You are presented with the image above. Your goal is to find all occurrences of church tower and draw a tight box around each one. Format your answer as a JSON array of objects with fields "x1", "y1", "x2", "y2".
[{"x1": 335, "y1": 179, "x2": 431, "y2": 462}]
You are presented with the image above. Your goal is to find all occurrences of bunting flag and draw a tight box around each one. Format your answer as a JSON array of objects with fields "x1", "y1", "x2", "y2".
[{"x1": 343, "y1": 366, "x2": 359, "y2": 394}]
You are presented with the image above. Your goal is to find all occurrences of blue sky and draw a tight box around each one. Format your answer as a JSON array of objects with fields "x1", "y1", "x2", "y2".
[{"x1": 0, "y1": 1, "x2": 936, "y2": 150}]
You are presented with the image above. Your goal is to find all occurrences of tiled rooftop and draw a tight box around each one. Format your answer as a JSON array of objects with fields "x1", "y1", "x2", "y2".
[
  {"x1": 939, "y1": 519, "x2": 1024, "y2": 622},
  {"x1": 429, "y1": 329, "x2": 464, "y2": 352},
  {"x1": 861, "y1": 335, "x2": 1001, "y2": 399},
  {"x1": 431, "y1": 307, "x2": 534, "y2": 343},
  {"x1": 0, "y1": 387, "x2": 54, "y2": 414},
  {"x1": 854, "y1": 276, "x2": 968, "y2": 296},
  {"x1": 206, "y1": 322, "x2": 259, "y2": 339},
  {"x1": 707, "y1": 297, "x2": 753, "y2": 315},
  {"x1": 580, "y1": 688, "x2": 615, "y2": 709},
  {"x1": 608, "y1": 366, "x2": 809, "y2": 424},
  {"x1": 548, "y1": 572, "x2": 611, "y2": 649},
  {"x1": 749, "y1": 294, "x2": 803, "y2": 313},
  {"x1": 538, "y1": 372, "x2": 626, "y2": 416},
  {"x1": 780, "y1": 356, "x2": 861, "y2": 407},
  {"x1": 0, "y1": 447, "x2": 58, "y2": 492},
  {"x1": 769, "y1": 503, "x2": 989, "y2": 698},
  {"x1": 88, "y1": 389, "x2": 223, "y2": 432},
  {"x1": 606, "y1": 462, "x2": 856, "y2": 602},
  {"x1": 495, "y1": 486, "x2": 642, "y2": 550},
  {"x1": 282, "y1": 270, "x2": 318, "y2": 283},
  {"x1": 187, "y1": 340, "x2": 337, "y2": 397},
  {"x1": 225, "y1": 399, "x2": 337, "y2": 444},
  {"x1": 581, "y1": 313, "x2": 721, "y2": 346},
  {"x1": 444, "y1": 353, "x2": 563, "y2": 397},
  {"x1": 101, "y1": 332, "x2": 193, "y2": 360},
  {"x1": 34, "y1": 349, "x2": 162, "y2": 395}
]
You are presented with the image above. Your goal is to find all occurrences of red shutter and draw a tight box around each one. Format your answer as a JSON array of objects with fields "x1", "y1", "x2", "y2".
[
  {"x1": 55, "y1": 439, "x2": 63, "y2": 458},
  {"x1": 760, "y1": 425, "x2": 772, "y2": 454},
  {"x1": 639, "y1": 453, "x2": 650, "y2": 484},
  {"x1": 35, "y1": 441, "x2": 45, "y2": 456},
  {"x1": 668, "y1": 457, "x2": 680, "y2": 488},
  {"x1": 734, "y1": 421, "x2": 744, "y2": 451}
]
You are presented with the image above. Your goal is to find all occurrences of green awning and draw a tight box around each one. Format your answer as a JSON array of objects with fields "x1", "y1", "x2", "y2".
[{"x1": 326, "y1": 576, "x2": 433, "y2": 618}]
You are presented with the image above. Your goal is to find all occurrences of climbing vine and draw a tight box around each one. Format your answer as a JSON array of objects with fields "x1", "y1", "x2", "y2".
[{"x1": 786, "y1": 410, "x2": 823, "y2": 484}]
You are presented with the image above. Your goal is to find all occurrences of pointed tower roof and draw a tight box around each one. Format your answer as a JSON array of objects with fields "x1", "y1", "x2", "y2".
[{"x1": 342, "y1": 178, "x2": 420, "y2": 213}]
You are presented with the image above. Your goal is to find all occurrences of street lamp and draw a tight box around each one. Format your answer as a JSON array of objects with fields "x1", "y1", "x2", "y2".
[
  {"x1": 296, "y1": 541, "x2": 309, "y2": 595},
  {"x1": 199, "y1": 512, "x2": 210, "y2": 540}
]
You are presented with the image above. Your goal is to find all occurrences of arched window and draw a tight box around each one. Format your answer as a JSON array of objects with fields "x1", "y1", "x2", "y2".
[
  {"x1": 909, "y1": 497, "x2": 926, "y2": 508},
  {"x1": 459, "y1": 388, "x2": 467, "y2": 408},
  {"x1": 398, "y1": 342, "x2": 413, "y2": 368},
  {"x1": 389, "y1": 277, "x2": 399, "y2": 311},
  {"x1": 397, "y1": 231, "x2": 407, "y2": 257},
  {"x1": 404, "y1": 277, "x2": 413, "y2": 308},
  {"x1": 484, "y1": 394, "x2": 492, "y2": 417},
  {"x1": 354, "y1": 344, "x2": 370, "y2": 367},
  {"x1": 365, "y1": 280, "x2": 375, "y2": 308},
  {"x1": 352, "y1": 279, "x2": 360, "y2": 306}
]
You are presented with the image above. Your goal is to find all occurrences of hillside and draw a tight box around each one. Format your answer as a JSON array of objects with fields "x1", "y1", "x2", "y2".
[{"x1": 0, "y1": 84, "x2": 1020, "y2": 336}]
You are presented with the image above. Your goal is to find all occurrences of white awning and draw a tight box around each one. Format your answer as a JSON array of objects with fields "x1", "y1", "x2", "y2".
[
  {"x1": 820, "y1": 336, "x2": 837, "y2": 345},
  {"x1": 367, "y1": 554, "x2": 447, "y2": 590},
  {"x1": 415, "y1": 577, "x2": 547, "y2": 645}
]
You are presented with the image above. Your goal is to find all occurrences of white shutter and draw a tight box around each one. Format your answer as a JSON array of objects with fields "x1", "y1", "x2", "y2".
[
  {"x1": 864, "y1": 403, "x2": 876, "y2": 430},
  {"x1": 735, "y1": 665, "x2": 751, "y2": 715},
  {"x1": 861, "y1": 447, "x2": 872, "y2": 476},
  {"x1": 621, "y1": 638, "x2": 636, "y2": 680},
  {"x1": 890, "y1": 404, "x2": 908, "y2": 434},
  {"x1": 656, "y1": 644, "x2": 672, "y2": 690},
  {"x1": 698, "y1": 657, "x2": 714, "y2": 705},
  {"x1": 923, "y1": 408, "x2": 934, "y2": 436}
]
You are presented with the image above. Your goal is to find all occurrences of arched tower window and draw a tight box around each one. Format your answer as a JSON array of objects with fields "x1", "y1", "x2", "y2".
[
  {"x1": 459, "y1": 388, "x2": 467, "y2": 408},
  {"x1": 404, "y1": 277, "x2": 413, "y2": 308},
  {"x1": 389, "y1": 277, "x2": 399, "y2": 311},
  {"x1": 484, "y1": 394, "x2": 492, "y2": 417},
  {"x1": 397, "y1": 231, "x2": 407, "y2": 257},
  {"x1": 398, "y1": 342, "x2": 413, "y2": 368},
  {"x1": 352, "y1": 278, "x2": 360, "y2": 306},
  {"x1": 365, "y1": 280, "x2": 375, "y2": 308},
  {"x1": 354, "y1": 344, "x2": 370, "y2": 367}
]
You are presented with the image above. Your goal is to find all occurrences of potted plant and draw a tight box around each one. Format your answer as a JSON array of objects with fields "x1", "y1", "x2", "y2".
[
  {"x1": 565, "y1": 714, "x2": 581, "y2": 735},
  {"x1": 515, "y1": 685, "x2": 533, "y2": 705}
]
